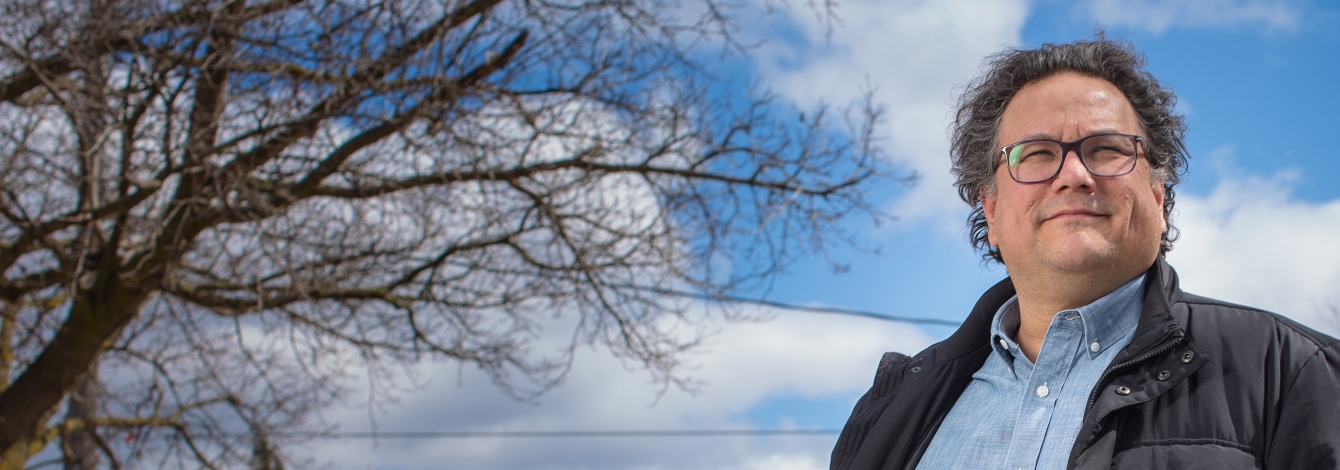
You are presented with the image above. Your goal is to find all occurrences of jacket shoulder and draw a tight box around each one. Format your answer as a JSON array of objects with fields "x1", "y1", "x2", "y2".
[
  {"x1": 1177, "y1": 292, "x2": 1340, "y2": 353},
  {"x1": 830, "y1": 350, "x2": 914, "y2": 470},
  {"x1": 1173, "y1": 293, "x2": 1340, "y2": 467}
]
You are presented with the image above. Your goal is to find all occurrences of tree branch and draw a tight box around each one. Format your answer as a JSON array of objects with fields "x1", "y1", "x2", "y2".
[
  {"x1": 284, "y1": 29, "x2": 529, "y2": 200},
  {"x1": 0, "y1": 0, "x2": 308, "y2": 103},
  {"x1": 217, "y1": 0, "x2": 509, "y2": 180},
  {"x1": 311, "y1": 158, "x2": 849, "y2": 200}
]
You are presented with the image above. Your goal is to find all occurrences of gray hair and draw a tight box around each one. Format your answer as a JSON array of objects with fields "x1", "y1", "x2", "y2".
[{"x1": 951, "y1": 37, "x2": 1189, "y2": 263}]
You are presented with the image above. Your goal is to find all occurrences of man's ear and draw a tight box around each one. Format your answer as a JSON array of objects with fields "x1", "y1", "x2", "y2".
[
  {"x1": 981, "y1": 188, "x2": 998, "y2": 247},
  {"x1": 1151, "y1": 179, "x2": 1168, "y2": 234}
]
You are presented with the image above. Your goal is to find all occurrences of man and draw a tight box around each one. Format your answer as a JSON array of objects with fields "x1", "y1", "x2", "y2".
[{"x1": 831, "y1": 38, "x2": 1340, "y2": 470}]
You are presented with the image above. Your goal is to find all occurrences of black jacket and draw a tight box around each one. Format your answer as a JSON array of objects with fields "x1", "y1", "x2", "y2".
[{"x1": 831, "y1": 257, "x2": 1340, "y2": 469}]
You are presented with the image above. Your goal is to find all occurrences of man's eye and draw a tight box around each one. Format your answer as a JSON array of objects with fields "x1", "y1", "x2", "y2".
[
  {"x1": 1008, "y1": 144, "x2": 1059, "y2": 166},
  {"x1": 1019, "y1": 149, "x2": 1058, "y2": 163},
  {"x1": 1086, "y1": 147, "x2": 1127, "y2": 160}
]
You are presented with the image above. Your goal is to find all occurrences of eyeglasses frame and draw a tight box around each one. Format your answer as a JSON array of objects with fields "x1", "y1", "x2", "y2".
[{"x1": 998, "y1": 133, "x2": 1145, "y2": 184}]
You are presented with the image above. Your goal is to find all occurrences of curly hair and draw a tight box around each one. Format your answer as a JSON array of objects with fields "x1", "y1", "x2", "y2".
[{"x1": 951, "y1": 37, "x2": 1189, "y2": 264}]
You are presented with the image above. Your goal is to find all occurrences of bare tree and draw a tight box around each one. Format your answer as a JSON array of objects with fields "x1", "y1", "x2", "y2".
[{"x1": 0, "y1": 0, "x2": 890, "y2": 467}]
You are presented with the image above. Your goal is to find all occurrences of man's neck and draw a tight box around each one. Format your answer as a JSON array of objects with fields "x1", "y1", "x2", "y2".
[{"x1": 1009, "y1": 266, "x2": 1149, "y2": 362}]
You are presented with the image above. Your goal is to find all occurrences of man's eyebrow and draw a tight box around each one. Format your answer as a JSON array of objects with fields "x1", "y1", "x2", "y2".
[
  {"x1": 1012, "y1": 129, "x2": 1129, "y2": 142},
  {"x1": 1017, "y1": 132, "x2": 1058, "y2": 141}
]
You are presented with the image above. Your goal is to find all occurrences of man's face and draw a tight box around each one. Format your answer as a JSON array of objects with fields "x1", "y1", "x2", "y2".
[{"x1": 982, "y1": 72, "x2": 1166, "y2": 279}]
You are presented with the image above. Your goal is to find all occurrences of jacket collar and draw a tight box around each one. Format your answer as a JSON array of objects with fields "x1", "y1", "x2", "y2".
[
  {"x1": 934, "y1": 256, "x2": 1185, "y2": 366},
  {"x1": 928, "y1": 275, "x2": 1015, "y2": 364},
  {"x1": 1111, "y1": 256, "x2": 1186, "y2": 365}
]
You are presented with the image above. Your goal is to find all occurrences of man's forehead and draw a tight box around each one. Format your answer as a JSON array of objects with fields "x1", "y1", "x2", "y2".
[{"x1": 997, "y1": 73, "x2": 1140, "y2": 143}]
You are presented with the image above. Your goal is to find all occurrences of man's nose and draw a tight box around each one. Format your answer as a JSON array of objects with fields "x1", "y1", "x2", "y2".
[{"x1": 1052, "y1": 149, "x2": 1095, "y2": 189}]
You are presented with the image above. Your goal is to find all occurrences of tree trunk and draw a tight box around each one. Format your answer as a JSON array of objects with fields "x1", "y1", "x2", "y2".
[{"x1": 0, "y1": 279, "x2": 149, "y2": 460}]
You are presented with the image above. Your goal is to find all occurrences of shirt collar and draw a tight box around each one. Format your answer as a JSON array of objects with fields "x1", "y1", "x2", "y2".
[
  {"x1": 989, "y1": 297, "x2": 1024, "y2": 369},
  {"x1": 1075, "y1": 274, "x2": 1146, "y2": 358},
  {"x1": 988, "y1": 274, "x2": 1146, "y2": 362}
]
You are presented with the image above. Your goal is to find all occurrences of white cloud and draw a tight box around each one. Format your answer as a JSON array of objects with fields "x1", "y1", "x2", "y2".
[
  {"x1": 1166, "y1": 168, "x2": 1340, "y2": 335},
  {"x1": 1086, "y1": 0, "x2": 1301, "y2": 34},
  {"x1": 737, "y1": 453, "x2": 826, "y2": 470},
  {"x1": 749, "y1": 0, "x2": 1029, "y2": 231},
  {"x1": 298, "y1": 308, "x2": 933, "y2": 469}
]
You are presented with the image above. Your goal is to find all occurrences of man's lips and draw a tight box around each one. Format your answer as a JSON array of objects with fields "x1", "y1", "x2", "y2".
[
  {"x1": 1034, "y1": 196, "x2": 1116, "y2": 224},
  {"x1": 1042, "y1": 208, "x2": 1108, "y2": 222}
]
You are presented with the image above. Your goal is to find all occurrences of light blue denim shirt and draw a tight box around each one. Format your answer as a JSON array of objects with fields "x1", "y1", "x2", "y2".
[{"x1": 916, "y1": 274, "x2": 1146, "y2": 470}]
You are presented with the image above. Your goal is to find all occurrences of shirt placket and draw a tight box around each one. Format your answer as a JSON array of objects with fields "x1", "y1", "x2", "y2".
[{"x1": 1002, "y1": 313, "x2": 1084, "y2": 470}]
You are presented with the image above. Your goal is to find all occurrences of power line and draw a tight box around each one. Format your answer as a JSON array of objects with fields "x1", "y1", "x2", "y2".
[
  {"x1": 681, "y1": 291, "x2": 962, "y2": 327},
  {"x1": 301, "y1": 429, "x2": 842, "y2": 439},
  {"x1": 607, "y1": 284, "x2": 962, "y2": 326}
]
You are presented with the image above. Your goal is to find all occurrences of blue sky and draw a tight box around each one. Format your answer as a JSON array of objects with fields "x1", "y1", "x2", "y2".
[{"x1": 303, "y1": 1, "x2": 1340, "y2": 468}]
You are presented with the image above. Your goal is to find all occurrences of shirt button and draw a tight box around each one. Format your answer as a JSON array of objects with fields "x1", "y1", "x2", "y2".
[
  {"x1": 1036, "y1": 384, "x2": 1049, "y2": 397},
  {"x1": 999, "y1": 338, "x2": 1009, "y2": 348},
  {"x1": 1090, "y1": 342, "x2": 1100, "y2": 352}
]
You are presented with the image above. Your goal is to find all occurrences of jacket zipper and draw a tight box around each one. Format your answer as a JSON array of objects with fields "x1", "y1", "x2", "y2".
[
  {"x1": 1084, "y1": 335, "x2": 1184, "y2": 412},
  {"x1": 1067, "y1": 335, "x2": 1185, "y2": 470}
]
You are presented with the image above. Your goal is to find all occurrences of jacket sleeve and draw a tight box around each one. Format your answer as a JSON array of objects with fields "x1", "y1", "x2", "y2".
[
  {"x1": 830, "y1": 351, "x2": 909, "y2": 470},
  {"x1": 1265, "y1": 343, "x2": 1340, "y2": 468}
]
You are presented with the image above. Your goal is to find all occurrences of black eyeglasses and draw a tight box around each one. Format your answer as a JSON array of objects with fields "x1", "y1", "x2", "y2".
[{"x1": 999, "y1": 133, "x2": 1144, "y2": 183}]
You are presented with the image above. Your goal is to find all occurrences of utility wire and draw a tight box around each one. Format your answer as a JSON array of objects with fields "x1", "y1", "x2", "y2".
[
  {"x1": 302, "y1": 429, "x2": 841, "y2": 439},
  {"x1": 675, "y1": 290, "x2": 962, "y2": 327}
]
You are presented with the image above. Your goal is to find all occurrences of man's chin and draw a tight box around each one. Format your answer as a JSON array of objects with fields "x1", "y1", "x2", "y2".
[{"x1": 1039, "y1": 245, "x2": 1120, "y2": 274}]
